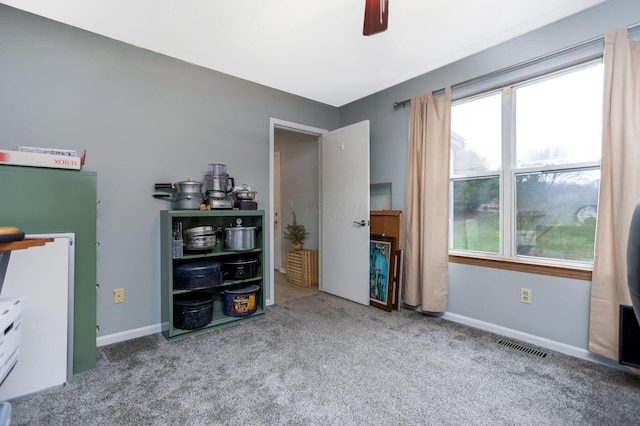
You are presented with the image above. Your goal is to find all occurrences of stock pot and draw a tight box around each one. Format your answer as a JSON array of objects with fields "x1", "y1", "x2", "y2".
[
  {"x1": 223, "y1": 218, "x2": 260, "y2": 251},
  {"x1": 183, "y1": 225, "x2": 218, "y2": 250}
]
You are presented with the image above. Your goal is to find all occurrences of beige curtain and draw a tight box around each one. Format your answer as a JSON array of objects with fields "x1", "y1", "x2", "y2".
[
  {"x1": 404, "y1": 87, "x2": 452, "y2": 312},
  {"x1": 589, "y1": 28, "x2": 640, "y2": 360}
]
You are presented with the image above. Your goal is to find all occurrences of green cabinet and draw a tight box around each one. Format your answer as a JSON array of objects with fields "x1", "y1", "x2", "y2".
[
  {"x1": 161, "y1": 210, "x2": 265, "y2": 340},
  {"x1": 0, "y1": 166, "x2": 97, "y2": 373}
]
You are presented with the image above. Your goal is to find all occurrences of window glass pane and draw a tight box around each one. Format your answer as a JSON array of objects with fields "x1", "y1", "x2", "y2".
[
  {"x1": 515, "y1": 169, "x2": 599, "y2": 262},
  {"x1": 515, "y1": 64, "x2": 603, "y2": 168},
  {"x1": 451, "y1": 93, "x2": 502, "y2": 174},
  {"x1": 452, "y1": 177, "x2": 499, "y2": 253}
]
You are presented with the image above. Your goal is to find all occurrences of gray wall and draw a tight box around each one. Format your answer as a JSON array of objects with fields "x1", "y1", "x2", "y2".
[
  {"x1": 274, "y1": 129, "x2": 319, "y2": 268},
  {"x1": 0, "y1": 5, "x2": 338, "y2": 337},
  {"x1": 339, "y1": 0, "x2": 640, "y2": 350}
]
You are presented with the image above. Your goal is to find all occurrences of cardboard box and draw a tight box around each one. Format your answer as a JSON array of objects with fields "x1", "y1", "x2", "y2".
[{"x1": 0, "y1": 150, "x2": 83, "y2": 170}]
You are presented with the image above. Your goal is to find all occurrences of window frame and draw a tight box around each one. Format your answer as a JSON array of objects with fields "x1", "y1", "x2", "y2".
[{"x1": 448, "y1": 60, "x2": 603, "y2": 276}]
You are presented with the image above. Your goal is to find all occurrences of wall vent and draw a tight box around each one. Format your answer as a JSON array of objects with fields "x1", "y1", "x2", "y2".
[{"x1": 498, "y1": 339, "x2": 548, "y2": 358}]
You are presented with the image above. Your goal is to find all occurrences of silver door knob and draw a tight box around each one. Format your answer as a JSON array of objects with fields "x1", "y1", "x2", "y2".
[{"x1": 353, "y1": 220, "x2": 367, "y2": 227}]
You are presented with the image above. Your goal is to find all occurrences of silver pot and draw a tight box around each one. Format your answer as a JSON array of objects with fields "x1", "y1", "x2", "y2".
[
  {"x1": 224, "y1": 219, "x2": 260, "y2": 251},
  {"x1": 184, "y1": 234, "x2": 217, "y2": 251},
  {"x1": 234, "y1": 184, "x2": 256, "y2": 201},
  {"x1": 153, "y1": 192, "x2": 203, "y2": 210},
  {"x1": 174, "y1": 180, "x2": 203, "y2": 193},
  {"x1": 235, "y1": 189, "x2": 257, "y2": 201},
  {"x1": 183, "y1": 225, "x2": 216, "y2": 237},
  {"x1": 154, "y1": 180, "x2": 203, "y2": 194}
]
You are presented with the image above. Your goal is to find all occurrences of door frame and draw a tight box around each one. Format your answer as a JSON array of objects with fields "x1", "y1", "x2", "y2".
[
  {"x1": 269, "y1": 118, "x2": 327, "y2": 306},
  {"x1": 273, "y1": 151, "x2": 282, "y2": 272}
]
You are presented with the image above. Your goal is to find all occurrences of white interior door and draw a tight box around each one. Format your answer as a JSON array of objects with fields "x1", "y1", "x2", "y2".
[
  {"x1": 321, "y1": 120, "x2": 370, "y2": 305},
  {"x1": 274, "y1": 151, "x2": 282, "y2": 270}
]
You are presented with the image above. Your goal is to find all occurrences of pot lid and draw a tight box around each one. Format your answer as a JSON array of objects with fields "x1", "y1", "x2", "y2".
[
  {"x1": 176, "y1": 179, "x2": 203, "y2": 186},
  {"x1": 221, "y1": 284, "x2": 260, "y2": 294},
  {"x1": 222, "y1": 258, "x2": 259, "y2": 265}
]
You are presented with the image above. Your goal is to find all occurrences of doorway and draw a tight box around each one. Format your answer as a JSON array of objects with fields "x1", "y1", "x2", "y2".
[
  {"x1": 269, "y1": 119, "x2": 325, "y2": 305},
  {"x1": 269, "y1": 119, "x2": 371, "y2": 307}
]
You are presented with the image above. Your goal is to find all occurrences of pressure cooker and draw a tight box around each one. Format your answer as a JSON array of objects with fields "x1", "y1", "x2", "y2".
[
  {"x1": 153, "y1": 179, "x2": 205, "y2": 210},
  {"x1": 152, "y1": 192, "x2": 204, "y2": 210},
  {"x1": 223, "y1": 218, "x2": 261, "y2": 251}
]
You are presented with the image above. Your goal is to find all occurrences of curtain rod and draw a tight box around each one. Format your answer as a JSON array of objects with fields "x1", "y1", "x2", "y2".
[{"x1": 392, "y1": 22, "x2": 640, "y2": 110}]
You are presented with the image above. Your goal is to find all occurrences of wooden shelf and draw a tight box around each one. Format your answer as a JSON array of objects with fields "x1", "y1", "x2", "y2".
[{"x1": 0, "y1": 238, "x2": 54, "y2": 252}]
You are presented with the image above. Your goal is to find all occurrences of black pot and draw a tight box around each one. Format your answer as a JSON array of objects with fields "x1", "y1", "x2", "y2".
[
  {"x1": 222, "y1": 258, "x2": 260, "y2": 280},
  {"x1": 234, "y1": 200, "x2": 258, "y2": 210},
  {"x1": 174, "y1": 260, "x2": 223, "y2": 290},
  {"x1": 173, "y1": 292, "x2": 214, "y2": 329}
]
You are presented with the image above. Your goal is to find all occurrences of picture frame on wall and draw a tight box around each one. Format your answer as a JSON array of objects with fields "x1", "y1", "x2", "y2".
[{"x1": 369, "y1": 235, "x2": 395, "y2": 312}]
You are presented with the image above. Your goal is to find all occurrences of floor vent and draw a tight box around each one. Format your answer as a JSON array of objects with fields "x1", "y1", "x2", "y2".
[{"x1": 498, "y1": 339, "x2": 547, "y2": 358}]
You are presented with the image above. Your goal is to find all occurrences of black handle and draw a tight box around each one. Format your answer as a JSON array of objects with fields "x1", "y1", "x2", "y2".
[{"x1": 154, "y1": 183, "x2": 174, "y2": 190}]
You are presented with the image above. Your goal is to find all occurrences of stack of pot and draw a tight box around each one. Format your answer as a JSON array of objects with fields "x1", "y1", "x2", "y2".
[
  {"x1": 183, "y1": 225, "x2": 219, "y2": 251},
  {"x1": 153, "y1": 180, "x2": 204, "y2": 210},
  {"x1": 233, "y1": 184, "x2": 258, "y2": 210}
]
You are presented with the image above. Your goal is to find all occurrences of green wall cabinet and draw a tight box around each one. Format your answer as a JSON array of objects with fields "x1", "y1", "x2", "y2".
[
  {"x1": 0, "y1": 166, "x2": 97, "y2": 373},
  {"x1": 161, "y1": 210, "x2": 265, "y2": 340}
]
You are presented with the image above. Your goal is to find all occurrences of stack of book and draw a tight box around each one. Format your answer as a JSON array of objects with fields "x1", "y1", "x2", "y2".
[{"x1": 0, "y1": 146, "x2": 85, "y2": 170}]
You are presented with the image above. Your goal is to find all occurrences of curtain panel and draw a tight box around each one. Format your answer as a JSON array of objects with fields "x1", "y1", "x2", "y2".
[
  {"x1": 404, "y1": 88, "x2": 452, "y2": 312},
  {"x1": 589, "y1": 28, "x2": 640, "y2": 360}
]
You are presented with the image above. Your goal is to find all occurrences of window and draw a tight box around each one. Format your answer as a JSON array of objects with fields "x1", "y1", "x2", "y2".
[{"x1": 450, "y1": 62, "x2": 603, "y2": 266}]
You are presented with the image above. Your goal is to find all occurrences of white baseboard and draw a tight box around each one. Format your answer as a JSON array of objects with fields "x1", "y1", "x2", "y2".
[
  {"x1": 97, "y1": 322, "x2": 168, "y2": 347},
  {"x1": 440, "y1": 311, "x2": 627, "y2": 371}
]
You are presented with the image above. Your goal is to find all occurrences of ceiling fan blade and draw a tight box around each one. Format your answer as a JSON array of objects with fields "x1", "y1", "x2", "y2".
[{"x1": 363, "y1": 0, "x2": 389, "y2": 36}]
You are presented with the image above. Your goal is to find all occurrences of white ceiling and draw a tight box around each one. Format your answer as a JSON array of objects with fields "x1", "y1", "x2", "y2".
[{"x1": 1, "y1": 0, "x2": 604, "y2": 107}]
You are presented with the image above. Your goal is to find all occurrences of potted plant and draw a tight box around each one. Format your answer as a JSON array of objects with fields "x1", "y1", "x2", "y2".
[{"x1": 283, "y1": 210, "x2": 309, "y2": 250}]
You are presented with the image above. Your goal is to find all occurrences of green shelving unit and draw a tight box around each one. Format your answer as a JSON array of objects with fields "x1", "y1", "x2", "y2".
[{"x1": 160, "y1": 210, "x2": 266, "y2": 340}]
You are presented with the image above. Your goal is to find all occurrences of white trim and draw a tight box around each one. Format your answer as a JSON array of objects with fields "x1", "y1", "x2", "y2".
[
  {"x1": 269, "y1": 118, "x2": 327, "y2": 307},
  {"x1": 439, "y1": 311, "x2": 629, "y2": 371},
  {"x1": 96, "y1": 322, "x2": 168, "y2": 347}
]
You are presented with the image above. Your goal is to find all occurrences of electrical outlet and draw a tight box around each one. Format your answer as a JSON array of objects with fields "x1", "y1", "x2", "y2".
[
  {"x1": 520, "y1": 288, "x2": 531, "y2": 304},
  {"x1": 288, "y1": 200, "x2": 294, "y2": 209},
  {"x1": 114, "y1": 288, "x2": 125, "y2": 304}
]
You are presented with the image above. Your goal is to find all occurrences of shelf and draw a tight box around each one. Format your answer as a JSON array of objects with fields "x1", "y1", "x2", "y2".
[
  {"x1": 166, "y1": 210, "x2": 264, "y2": 218},
  {"x1": 161, "y1": 209, "x2": 266, "y2": 341},
  {"x1": 175, "y1": 248, "x2": 262, "y2": 261},
  {"x1": 0, "y1": 238, "x2": 54, "y2": 252},
  {"x1": 172, "y1": 276, "x2": 263, "y2": 295},
  {"x1": 168, "y1": 309, "x2": 265, "y2": 338}
]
